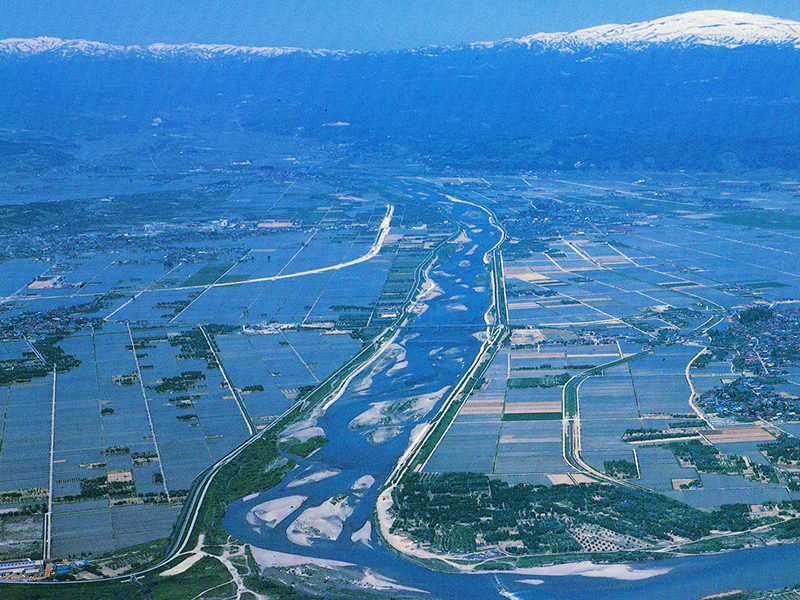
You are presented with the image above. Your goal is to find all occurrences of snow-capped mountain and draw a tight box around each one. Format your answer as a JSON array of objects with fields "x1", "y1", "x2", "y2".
[
  {"x1": 476, "y1": 10, "x2": 800, "y2": 51},
  {"x1": 4, "y1": 10, "x2": 800, "y2": 172},
  {"x1": 0, "y1": 36, "x2": 346, "y2": 60},
  {"x1": 3, "y1": 11, "x2": 800, "y2": 61}
]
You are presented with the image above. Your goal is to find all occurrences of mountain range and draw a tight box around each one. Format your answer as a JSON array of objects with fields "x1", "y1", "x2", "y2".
[
  {"x1": 4, "y1": 11, "x2": 800, "y2": 58},
  {"x1": 3, "y1": 10, "x2": 800, "y2": 171}
]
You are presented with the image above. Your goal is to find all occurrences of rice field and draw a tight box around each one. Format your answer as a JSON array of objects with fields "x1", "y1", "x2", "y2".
[{"x1": 0, "y1": 187, "x2": 453, "y2": 558}]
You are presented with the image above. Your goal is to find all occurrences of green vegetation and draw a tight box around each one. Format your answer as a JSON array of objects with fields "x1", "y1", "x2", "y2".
[
  {"x1": 713, "y1": 210, "x2": 800, "y2": 231},
  {"x1": 243, "y1": 553, "x2": 351, "y2": 600},
  {"x1": 180, "y1": 263, "x2": 235, "y2": 287},
  {"x1": 440, "y1": 524, "x2": 477, "y2": 553},
  {"x1": 507, "y1": 373, "x2": 570, "y2": 388},
  {"x1": 391, "y1": 472, "x2": 756, "y2": 556},
  {"x1": 739, "y1": 306, "x2": 774, "y2": 324},
  {"x1": 0, "y1": 183, "x2": 235, "y2": 238},
  {"x1": 604, "y1": 459, "x2": 638, "y2": 479},
  {"x1": 751, "y1": 463, "x2": 780, "y2": 485},
  {"x1": 668, "y1": 419, "x2": 702, "y2": 429},
  {"x1": 622, "y1": 428, "x2": 696, "y2": 442},
  {"x1": 241, "y1": 384, "x2": 264, "y2": 393},
  {"x1": 676, "y1": 478, "x2": 702, "y2": 490},
  {"x1": 667, "y1": 440, "x2": 746, "y2": 474},
  {"x1": 131, "y1": 451, "x2": 157, "y2": 462},
  {"x1": 279, "y1": 435, "x2": 328, "y2": 458},
  {"x1": 760, "y1": 436, "x2": 800, "y2": 465},
  {"x1": 0, "y1": 489, "x2": 47, "y2": 503},
  {"x1": 195, "y1": 434, "x2": 294, "y2": 546},
  {"x1": 0, "y1": 555, "x2": 233, "y2": 600},
  {"x1": 770, "y1": 514, "x2": 800, "y2": 540},
  {"x1": 61, "y1": 476, "x2": 136, "y2": 501},
  {"x1": 692, "y1": 352, "x2": 713, "y2": 369},
  {"x1": 502, "y1": 412, "x2": 561, "y2": 421},
  {"x1": 0, "y1": 335, "x2": 79, "y2": 386},
  {"x1": 201, "y1": 324, "x2": 241, "y2": 336},
  {"x1": 167, "y1": 329, "x2": 215, "y2": 365},
  {"x1": 153, "y1": 371, "x2": 205, "y2": 394},
  {"x1": 112, "y1": 372, "x2": 139, "y2": 386},
  {"x1": 154, "y1": 300, "x2": 192, "y2": 315},
  {"x1": 740, "y1": 280, "x2": 790, "y2": 290}
]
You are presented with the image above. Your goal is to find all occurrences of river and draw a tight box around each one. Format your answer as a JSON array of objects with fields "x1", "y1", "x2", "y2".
[{"x1": 222, "y1": 197, "x2": 799, "y2": 600}]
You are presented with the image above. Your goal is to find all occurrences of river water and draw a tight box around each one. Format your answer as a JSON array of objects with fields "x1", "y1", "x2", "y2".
[{"x1": 223, "y1": 199, "x2": 798, "y2": 599}]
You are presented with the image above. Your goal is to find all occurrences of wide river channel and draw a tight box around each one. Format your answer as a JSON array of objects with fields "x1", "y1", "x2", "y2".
[{"x1": 223, "y1": 198, "x2": 799, "y2": 599}]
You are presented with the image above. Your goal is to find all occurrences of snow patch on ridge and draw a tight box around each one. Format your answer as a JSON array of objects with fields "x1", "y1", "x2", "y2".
[
  {"x1": 0, "y1": 36, "x2": 350, "y2": 59},
  {"x1": 6, "y1": 11, "x2": 800, "y2": 61},
  {"x1": 473, "y1": 10, "x2": 800, "y2": 51}
]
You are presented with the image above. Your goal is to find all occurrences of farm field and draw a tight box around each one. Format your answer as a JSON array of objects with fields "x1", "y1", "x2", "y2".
[
  {"x1": 0, "y1": 168, "x2": 455, "y2": 561},
  {"x1": 7, "y1": 10, "x2": 800, "y2": 597},
  {"x1": 414, "y1": 172, "x2": 800, "y2": 547},
  {"x1": 3, "y1": 152, "x2": 800, "y2": 594}
]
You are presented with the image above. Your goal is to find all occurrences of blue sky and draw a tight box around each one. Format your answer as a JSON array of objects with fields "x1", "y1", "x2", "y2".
[{"x1": 2, "y1": 0, "x2": 800, "y2": 50}]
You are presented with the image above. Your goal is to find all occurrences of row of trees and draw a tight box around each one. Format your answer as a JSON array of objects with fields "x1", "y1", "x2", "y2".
[{"x1": 392, "y1": 472, "x2": 757, "y2": 555}]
